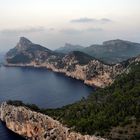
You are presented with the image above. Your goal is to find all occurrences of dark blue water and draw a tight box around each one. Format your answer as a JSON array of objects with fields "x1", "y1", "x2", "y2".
[
  {"x1": 0, "y1": 121, "x2": 25, "y2": 140},
  {"x1": 0, "y1": 66, "x2": 93, "y2": 140}
]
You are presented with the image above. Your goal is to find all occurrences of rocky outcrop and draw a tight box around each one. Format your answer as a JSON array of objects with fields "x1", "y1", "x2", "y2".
[
  {"x1": 0, "y1": 102, "x2": 105, "y2": 140},
  {"x1": 5, "y1": 37, "x2": 140, "y2": 88}
]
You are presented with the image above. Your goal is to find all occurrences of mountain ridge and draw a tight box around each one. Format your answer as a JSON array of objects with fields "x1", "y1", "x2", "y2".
[
  {"x1": 5, "y1": 37, "x2": 140, "y2": 88},
  {"x1": 55, "y1": 39, "x2": 140, "y2": 64},
  {"x1": 55, "y1": 43, "x2": 84, "y2": 54},
  {"x1": 3, "y1": 37, "x2": 140, "y2": 140}
]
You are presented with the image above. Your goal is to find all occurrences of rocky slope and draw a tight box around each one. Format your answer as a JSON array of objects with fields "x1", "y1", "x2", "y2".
[
  {"x1": 46, "y1": 61, "x2": 140, "y2": 140},
  {"x1": 6, "y1": 37, "x2": 63, "y2": 64},
  {"x1": 0, "y1": 102, "x2": 105, "y2": 140},
  {"x1": 5, "y1": 37, "x2": 140, "y2": 88}
]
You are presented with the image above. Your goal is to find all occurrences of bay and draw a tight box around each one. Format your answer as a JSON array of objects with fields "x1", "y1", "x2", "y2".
[{"x1": 0, "y1": 66, "x2": 93, "y2": 140}]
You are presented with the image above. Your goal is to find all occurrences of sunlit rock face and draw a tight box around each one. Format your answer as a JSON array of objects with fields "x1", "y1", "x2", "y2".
[{"x1": 0, "y1": 102, "x2": 105, "y2": 140}]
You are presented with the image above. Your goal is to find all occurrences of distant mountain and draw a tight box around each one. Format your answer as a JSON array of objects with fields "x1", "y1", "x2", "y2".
[
  {"x1": 82, "y1": 39, "x2": 140, "y2": 64},
  {"x1": 5, "y1": 37, "x2": 140, "y2": 88},
  {"x1": 4, "y1": 38, "x2": 140, "y2": 140},
  {"x1": 55, "y1": 39, "x2": 140, "y2": 64},
  {"x1": 6, "y1": 37, "x2": 61, "y2": 64},
  {"x1": 62, "y1": 51, "x2": 93, "y2": 65},
  {"x1": 55, "y1": 43, "x2": 84, "y2": 54}
]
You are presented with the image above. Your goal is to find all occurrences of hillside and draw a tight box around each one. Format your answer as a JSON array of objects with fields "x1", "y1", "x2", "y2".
[
  {"x1": 5, "y1": 37, "x2": 140, "y2": 88},
  {"x1": 62, "y1": 51, "x2": 93, "y2": 65},
  {"x1": 82, "y1": 39, "x2": 140, "y2": 64},
  {"x1": 56, "y1": 39, "x2": 140, "y2": 64},
  {"x1": 55, "y1": 43, "x2": 84, "y2": 54},
  {"x1": 45, "y1": 61, "x2": 140, "y2": 140},
  {"x1": 7, "y1": 61, "x2": 140, "y2": 140}
]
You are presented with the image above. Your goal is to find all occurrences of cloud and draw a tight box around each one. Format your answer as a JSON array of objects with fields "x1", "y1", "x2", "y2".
[
  {"x1": 71, "y1": 17, "x2": 112, "y2": 24},
  {"x1": 101, "y1": 18, "x2": 111, "y2": 22},
  {"x1": 60, "y1": 27, "x2": 103, "y2": 34},
  {"x1": 71, "y1": 17, "x2": 94, "y2": 23},
  {"x1": 60, "y1": 28, "x2": 83, "y2": 34},
  {"x1": 0, "y1": 27, "x2": 46, "y2": 35},
  {"x1": 86, "y1": 28, "x2": 103, "y2": 32}
]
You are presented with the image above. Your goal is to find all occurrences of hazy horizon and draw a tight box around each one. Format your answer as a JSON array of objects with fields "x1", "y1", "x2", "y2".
[{"x1": 0, "y1": 0, "x2": 140, "y2": 52}]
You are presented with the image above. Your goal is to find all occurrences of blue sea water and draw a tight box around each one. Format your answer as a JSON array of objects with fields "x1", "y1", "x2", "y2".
[{"x1": 0, "y1": 66, "x2": 93, "y2": 139}]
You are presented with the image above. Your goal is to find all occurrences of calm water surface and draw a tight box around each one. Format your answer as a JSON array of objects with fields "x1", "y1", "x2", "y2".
[{"x1": 0, "y1": 66, "x2": 93, "y2": 140}]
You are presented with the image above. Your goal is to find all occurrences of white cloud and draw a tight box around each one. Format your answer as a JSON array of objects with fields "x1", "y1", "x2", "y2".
[
  {"x1": 71, "y1": 17, "x2": 112, "y2": 24},
  {"x1": 0, "y1": 27, "x2": 46, "y2": 35},
  {"x1": 60, "y1": 27, "x2": 103, "y2": 34}
]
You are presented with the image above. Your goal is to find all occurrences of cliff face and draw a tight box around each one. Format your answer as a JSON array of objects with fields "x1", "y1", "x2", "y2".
[
  {"x1": 5, "y1": 37, "x2": 140, "y2": 88},
  {"x1": 0, "y1": 102, "x2": 105, "y2": 140}
]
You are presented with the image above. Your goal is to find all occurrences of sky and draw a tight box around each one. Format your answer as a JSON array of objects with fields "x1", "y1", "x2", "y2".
[{"x1": 0, "y1": 0, "x2": 140, "y2": 52}]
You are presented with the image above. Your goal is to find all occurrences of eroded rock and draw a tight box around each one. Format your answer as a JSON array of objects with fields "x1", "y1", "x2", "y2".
[{"x1": 0, "y1": 102, "x2": 106, "y2": 140}]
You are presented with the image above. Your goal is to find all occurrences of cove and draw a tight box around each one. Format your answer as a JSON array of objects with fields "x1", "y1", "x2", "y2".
[{"x1": 0, "y1": 66, "x2": 93, "y2": 139}]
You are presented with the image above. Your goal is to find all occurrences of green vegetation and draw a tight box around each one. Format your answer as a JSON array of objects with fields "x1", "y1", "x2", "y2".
[
  {"x1": 7, "y1": 53, "x2": 31, "y2": 64},
  {"x1": 7, "y1": 62, "x2": 140, "y2": 140},
  {"x1": 7, "y1": 100, "x2": 40, "y2": 112}
]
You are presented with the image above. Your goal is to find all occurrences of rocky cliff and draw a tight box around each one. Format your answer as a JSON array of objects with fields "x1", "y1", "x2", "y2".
[
  {"x1": 0, "y1": 102, "x2": 105, "y2": 140},
  {"x1": 5, "y1": 37, "x2": 140, "y2": 88}
]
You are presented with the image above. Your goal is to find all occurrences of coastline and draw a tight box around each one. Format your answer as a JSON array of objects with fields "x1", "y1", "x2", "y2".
[
  {"x1": 4, "y1": 63, "x2": 98, "y2": 88},
  {"x1": 4, "y1": 62, "x2": 114, "y2": 88}
]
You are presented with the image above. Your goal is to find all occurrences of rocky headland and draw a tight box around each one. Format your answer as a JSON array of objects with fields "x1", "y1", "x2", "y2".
[
  {"x1": 0, "y1": 102, "x2": 105, "y2": 140},
  {"x1": 5, "y1": 37, "x2": 140, "y2": 88}
]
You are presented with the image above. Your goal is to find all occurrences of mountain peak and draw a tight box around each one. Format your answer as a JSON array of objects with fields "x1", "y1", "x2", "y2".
[
  {"x1": 55, "y1": 43, "x2": 83, "y2": 54},
  {"x1": 15, "y1": 37, "x2": 33, "y2": 51},
  {"x1": 103, "y1": 39, "x2": 125, "y2": 46},
  {"x1": 64, "y1": 43, "x2": 83, "y2": 48},
  {"x1": 19, "y1": 37, "x2": 32, "y2": 45},
  {"x1": 64, "y1": 43, "x2": 73, "y2": 47}
]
